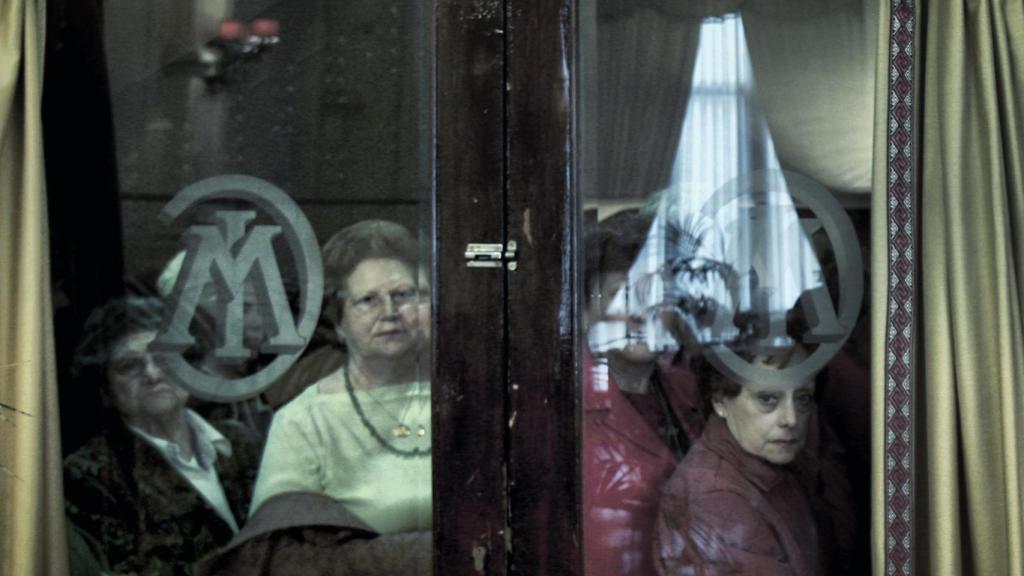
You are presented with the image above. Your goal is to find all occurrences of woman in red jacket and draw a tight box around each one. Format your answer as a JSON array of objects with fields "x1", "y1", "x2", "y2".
[
  {"x1": 654, "y1": 350, "x2": 855, "y2": 576},
  {"x1": 583, "y1": 210, "x2": 710, "y2": 576}
]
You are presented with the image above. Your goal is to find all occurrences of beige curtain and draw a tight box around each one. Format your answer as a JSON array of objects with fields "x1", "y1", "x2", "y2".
[
  {"x1": 873, "y1": 0, "x2": 1024, "y2": 574},
  {"x1": 0, "y1": 0, "x2": 67, "y2": 575}
]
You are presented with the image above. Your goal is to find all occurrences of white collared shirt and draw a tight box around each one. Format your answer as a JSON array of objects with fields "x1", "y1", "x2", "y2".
[{"x1": 129, "y1": 409, "x2": 239, "y2": 533}]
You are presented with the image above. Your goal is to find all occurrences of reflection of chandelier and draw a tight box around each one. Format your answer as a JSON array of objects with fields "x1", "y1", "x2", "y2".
[{"x1": 196, "y1": 18, "x2": 281, "y2": 87}]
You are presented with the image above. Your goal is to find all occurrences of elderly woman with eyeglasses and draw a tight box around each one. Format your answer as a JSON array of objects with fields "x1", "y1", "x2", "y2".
[
  {"x1": 62, "y1": 296, "x2": 261, "y2": 575},
  {"x1": 248, "y1": 219, "x2": 431, "y2": 536}
]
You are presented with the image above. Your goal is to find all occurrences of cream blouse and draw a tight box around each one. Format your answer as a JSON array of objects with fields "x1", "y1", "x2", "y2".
[{"x1": 250, "y1": 376, "x2": 432, "y2": 534}]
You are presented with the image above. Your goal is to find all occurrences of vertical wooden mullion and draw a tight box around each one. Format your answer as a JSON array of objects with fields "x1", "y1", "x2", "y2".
[
  {"x1": 505, "y1": 0, "x2": 580, "y2": 574},
  {"x1": 434, "y1": 0, "x2": 509, "y2": 574}
]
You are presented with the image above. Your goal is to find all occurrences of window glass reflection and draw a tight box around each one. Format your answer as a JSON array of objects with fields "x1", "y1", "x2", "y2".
[
  {"x1": 51, "y1": 1, "x2": 435, "y2": 573},
  {"x1": 582, "y1": 3, "x2": 874, "y2": 575}
]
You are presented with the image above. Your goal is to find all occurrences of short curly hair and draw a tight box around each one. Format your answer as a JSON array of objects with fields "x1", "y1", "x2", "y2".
[
  {"x1": 691, "y1": 345, "x2": 811, "y2": 417},
  {"x1": 320, "y1": 220, "x2": 418, "y2": 325},
  {"x1": 71, "y1": 297, "x2": 167, "y2": 404}
]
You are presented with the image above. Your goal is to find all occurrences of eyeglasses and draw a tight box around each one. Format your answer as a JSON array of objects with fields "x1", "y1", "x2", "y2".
[
  {"x1": 339, "y1": 287, "x2": 430, "y2": 317},
  {"x1": 108, "y1": 355, "x2": 159, "y2": 379}
]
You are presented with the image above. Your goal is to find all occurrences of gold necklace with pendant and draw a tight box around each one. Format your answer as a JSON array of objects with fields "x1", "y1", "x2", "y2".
[{"x1": 344, "y1": 363, "x2": 428, "y2": 455}]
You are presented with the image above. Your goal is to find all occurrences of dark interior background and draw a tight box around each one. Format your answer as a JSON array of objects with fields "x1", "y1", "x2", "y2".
[{"x1": 45, "y1": 0, "x2": 432, "y2": 454}]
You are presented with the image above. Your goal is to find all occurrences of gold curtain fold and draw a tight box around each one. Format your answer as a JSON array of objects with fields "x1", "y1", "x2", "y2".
[
  {"x1": 870, "y1": 3, "x2": 892, "y2": 575},
  {"x1": 892, "y1": 0, "x2": 1024, "y2": 574},
  {"x1": 0, "y1": 0, "x2": 67, "y2": 575}
]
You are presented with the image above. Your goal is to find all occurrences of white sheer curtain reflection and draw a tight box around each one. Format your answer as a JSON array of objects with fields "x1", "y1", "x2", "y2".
[
  {"x1": 590, "y1": 15, "x2": 826, "y2": 358},
  {"x1": 671, "y1": 15, "x2": 775, "y2": 214}
]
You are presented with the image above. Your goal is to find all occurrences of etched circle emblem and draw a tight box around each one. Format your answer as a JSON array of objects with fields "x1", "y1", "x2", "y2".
[
  {"x1": 151, "y1": 175, "x2": 323, "y2": 401},
  {"x1": 701, "y1": 170, "x2": 864, "y2": 387}
]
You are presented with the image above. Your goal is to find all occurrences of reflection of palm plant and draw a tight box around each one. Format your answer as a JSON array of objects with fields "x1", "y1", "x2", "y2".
[
  {"x1": 659, "y1": 215, "x2": 736, "y2": 340},
  {"x1": 587, "y1": 208, "x2": 765, "y2": 355}
]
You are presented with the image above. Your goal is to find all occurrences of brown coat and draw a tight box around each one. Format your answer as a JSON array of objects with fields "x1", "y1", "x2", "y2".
[
  {"x1": 654, "y1": 416, "x2": 853, "y2": 576},
  {"x1": 194, "y1": 492, "x2": 431, "y2": 576}
]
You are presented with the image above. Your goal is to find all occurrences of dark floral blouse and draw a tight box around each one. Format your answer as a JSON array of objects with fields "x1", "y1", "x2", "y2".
[{"x1": 63, "y1": 419, "x2": 261, "y2": 575}]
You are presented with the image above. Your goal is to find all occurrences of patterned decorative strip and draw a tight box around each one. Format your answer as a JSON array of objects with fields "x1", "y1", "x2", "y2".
[{"x1": 885, "y1": 1, "x2": 916, "y2": 575}]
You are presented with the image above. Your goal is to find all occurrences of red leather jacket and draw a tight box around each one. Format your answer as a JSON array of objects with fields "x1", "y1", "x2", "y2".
[
  {"x1": 583, "y1": 352, "x2": 702, "y2": 576},
  {"x1": 654, "y1": 415, "x2": 854, "y2": 576}
]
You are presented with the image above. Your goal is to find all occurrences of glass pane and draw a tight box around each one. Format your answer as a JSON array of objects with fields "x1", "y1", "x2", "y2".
[
  {"x1": 579, "y1": 3, "x2": 875, "y2": 575},
  {"x1": 53, "y1": 1, "x2": 434, "y2": 573}
]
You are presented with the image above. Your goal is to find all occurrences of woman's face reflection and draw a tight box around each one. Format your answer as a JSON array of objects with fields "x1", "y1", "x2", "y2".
[
  {"x1": 587, "y1": 271, "x2": 659, "y2": 364},
  {"x1": 398, "y1": 267, "x2": 431, "y2": 348}
]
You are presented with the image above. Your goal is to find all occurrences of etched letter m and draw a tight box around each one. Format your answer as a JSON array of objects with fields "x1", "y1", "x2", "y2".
[{"x1": 154, "y1": 210, "x2": 304, "y2": 361}]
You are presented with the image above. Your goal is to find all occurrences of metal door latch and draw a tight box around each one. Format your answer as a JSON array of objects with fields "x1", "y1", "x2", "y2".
[{"x1": 465, "y1": 241, "x2": 518, "y2": 270}]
